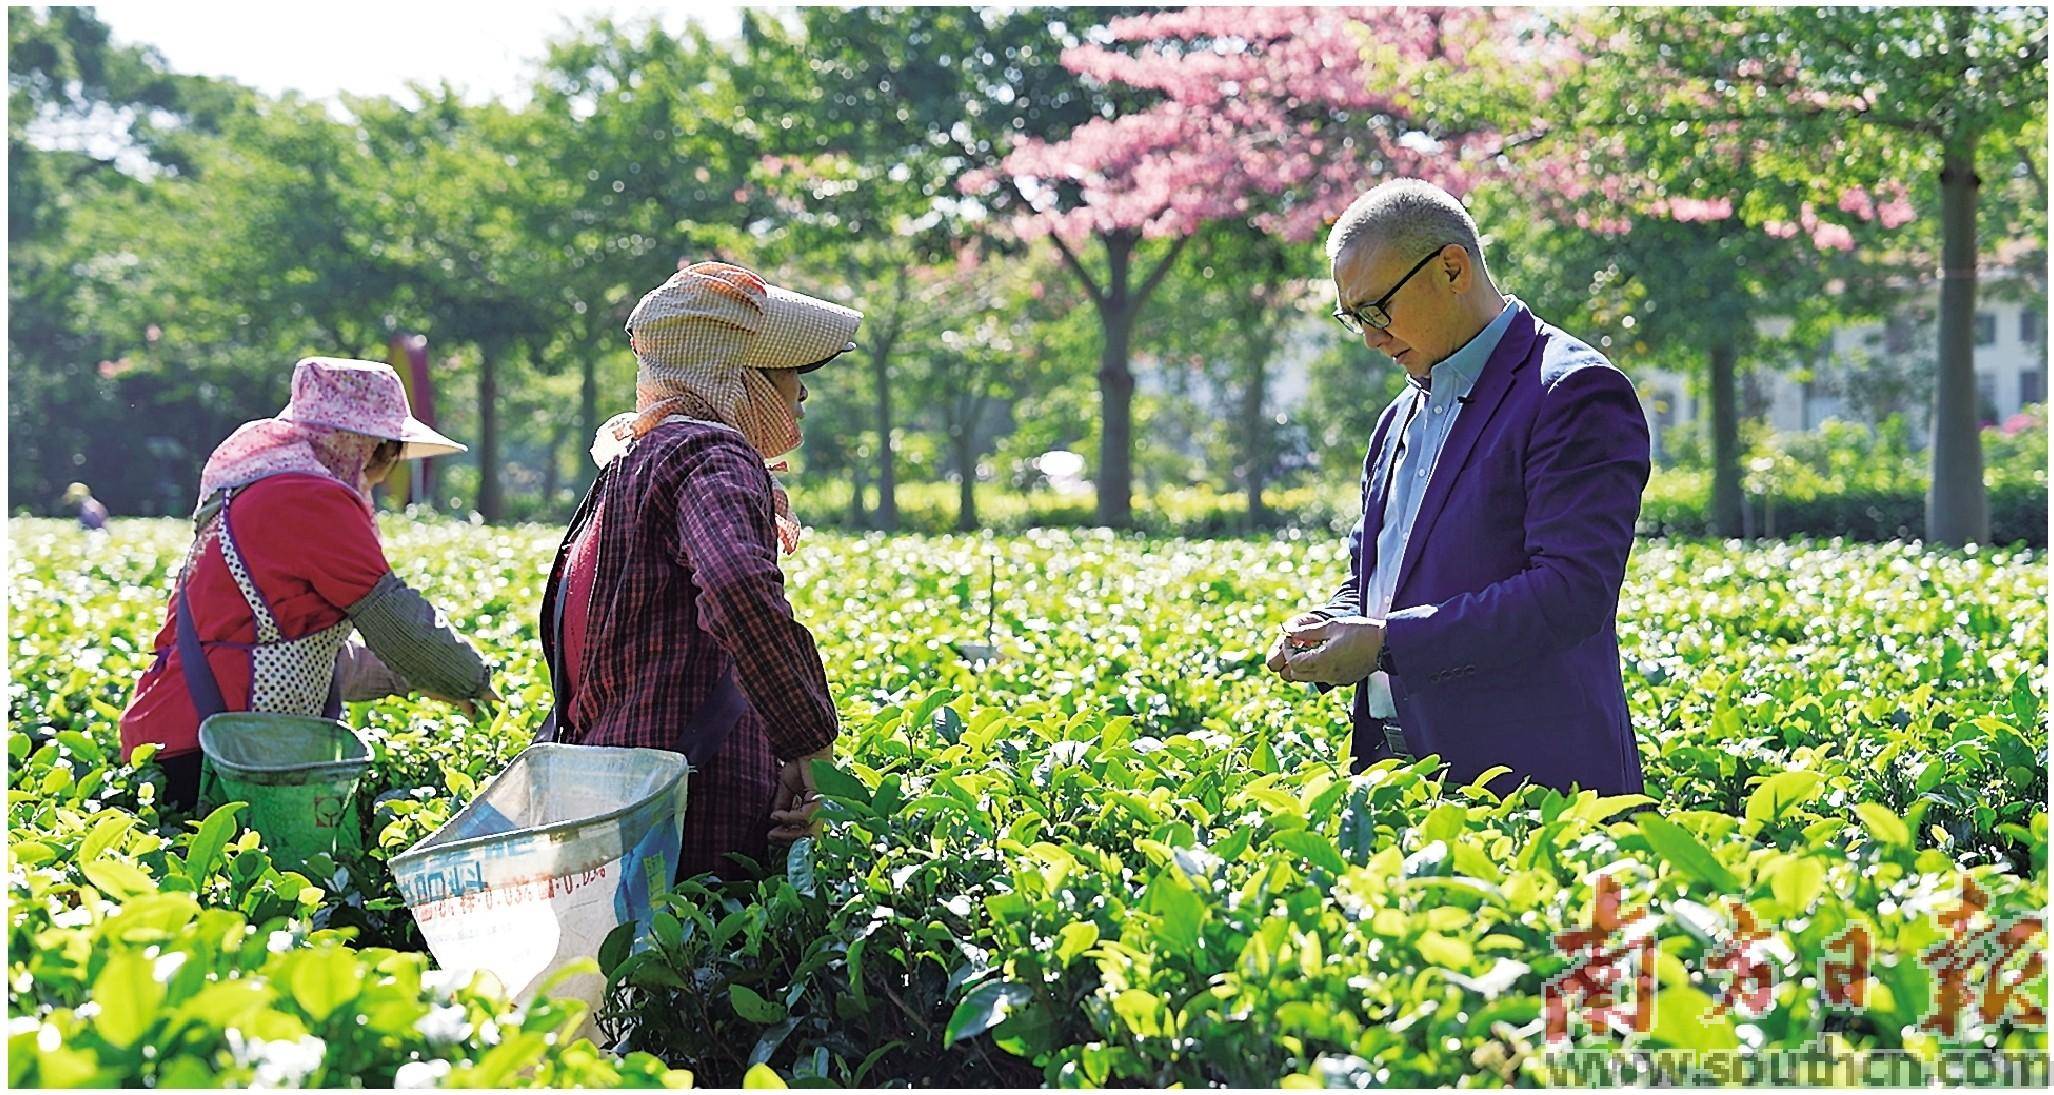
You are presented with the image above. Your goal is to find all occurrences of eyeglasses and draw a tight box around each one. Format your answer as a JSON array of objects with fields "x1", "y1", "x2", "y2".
[{"x1": 1332, "y1": 247, "x2": 1445, "y2": 335}]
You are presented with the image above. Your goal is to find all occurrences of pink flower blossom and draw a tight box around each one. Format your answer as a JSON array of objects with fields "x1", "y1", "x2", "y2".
[
  {"x1": 1666, "y1": 197, "x2": 1734, "y2": 222},
  {"x1": 967, "y1": 7, "x2": 1523, "y2": 244},
  {"x1": 1810, "y1": 222, "x2": 1855, "y2": 252}
]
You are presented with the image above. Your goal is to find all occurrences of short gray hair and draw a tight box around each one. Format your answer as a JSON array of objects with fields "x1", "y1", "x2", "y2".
[{"x1": 1326, "y1": 179, "x2": 1488, "y2": 278}]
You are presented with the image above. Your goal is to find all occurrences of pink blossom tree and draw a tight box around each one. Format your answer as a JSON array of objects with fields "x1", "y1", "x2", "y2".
[{"x1": 964, "y1": 6, "x2": 1524, "y2": 527}]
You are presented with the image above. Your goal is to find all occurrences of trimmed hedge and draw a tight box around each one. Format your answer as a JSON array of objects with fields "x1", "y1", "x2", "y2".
[
  {"x1": 1638, "y1": 475, "x2": 2048, "y2": 547},
  {"x1": 790, "y1": 476, "x2": 2048, "y2": 547}
]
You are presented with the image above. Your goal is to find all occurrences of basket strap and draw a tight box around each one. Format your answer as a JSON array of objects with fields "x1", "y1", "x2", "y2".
[
  {"x1": 540, "y1": 460, "x2": 612, "y2": 743},
  {"x1": 677, "y1": 666, "x2": 744, "y2": 769},
  {"x1": 176, "y1": 579, "x2": 228, "y2": 725}
]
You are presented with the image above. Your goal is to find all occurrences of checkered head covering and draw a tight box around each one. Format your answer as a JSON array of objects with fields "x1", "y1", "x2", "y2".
[
  {"x1": 623, "y1": 261, "x2": 861, "y2": 460},
  {"x1": 607, "y1": 262, "x2": 861, "y2": 554}
]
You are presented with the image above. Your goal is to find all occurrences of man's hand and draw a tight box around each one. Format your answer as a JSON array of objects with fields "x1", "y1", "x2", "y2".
[
  {"x1": 1266, "y1": 611, "x2": 1330, "y2": 675},
  {"x1": 1281, "y1": 615, "x2": 1385, "y2": 686},
  {"x1": 769, "y1": 746, "x2": 835, "y2": 842}
]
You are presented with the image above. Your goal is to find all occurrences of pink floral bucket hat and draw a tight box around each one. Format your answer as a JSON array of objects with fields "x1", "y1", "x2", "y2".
[
  {"x1": 196, "y1": 358, "x2": 465, "y2": 508},
  {"x1": 275, "y1": 357, "x2": 464, "y2": 459}
]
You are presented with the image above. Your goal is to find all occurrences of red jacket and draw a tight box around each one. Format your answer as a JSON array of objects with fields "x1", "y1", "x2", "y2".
[{"x1": 120, "y1": 474, "x2": 391, "y2": 760}]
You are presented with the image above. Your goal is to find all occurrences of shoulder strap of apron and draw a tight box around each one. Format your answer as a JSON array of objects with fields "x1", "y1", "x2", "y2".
[{"x1": 214, "y1": 496, "x2": 283, "y2": 643}]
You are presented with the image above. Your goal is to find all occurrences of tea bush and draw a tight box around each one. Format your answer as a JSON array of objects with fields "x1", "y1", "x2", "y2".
[{"x1": 8, "y1": 518, "x2": 2046, "y2": 1086}]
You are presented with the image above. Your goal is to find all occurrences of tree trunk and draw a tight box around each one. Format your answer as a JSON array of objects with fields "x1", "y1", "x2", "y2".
[
  {"x1": 1708, "y1": 339, "x2": 1743, "y2": 538},
  {"x1": 849, "y1": 464, "x2": 870, "y2": 528},
  {"x1": 1241, "y1": 347, "x2": 1272, "y2": 530},
  {"x1": 476, "y1": 346, "x2": 503, "y2": 523},
  {"x1": 1093, "y1": 235, "x2": 1139, "y2": 529},
  {"x1": 953, "y1": 431, "x2": 979, "y2": 533},
  {"x1": 1097, "y1": 301, "x2": 1137, "y2": 529},
  {"x1": 578, "y1": 352, "x2": 599, "y2": 493},
  {"x1": 1094, "y1": 233, "x2": 1138, "y2": 529},
  {"x1": 1928, "y1": 138, "x2": 1988, "y2": 546},
  {"x1": 873, "y1": 343, "x2": 898, "y2": 531},
  {"x1": 541, "y1": 420, "x2": 571, "y2": 516}
]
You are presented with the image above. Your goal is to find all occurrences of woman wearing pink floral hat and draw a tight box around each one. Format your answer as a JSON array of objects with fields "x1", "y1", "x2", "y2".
[
  {"x1": 539, "y1": 261, "x2": 860, "y2": 880},
  {"x1": 121, "y1": 357, "x2": 502, "y2": 810}
]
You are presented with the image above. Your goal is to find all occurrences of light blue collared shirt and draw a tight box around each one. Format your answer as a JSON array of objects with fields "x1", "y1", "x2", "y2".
[{"x1": 1362, "y1": 297, "x2": 1521, "y2": 716}]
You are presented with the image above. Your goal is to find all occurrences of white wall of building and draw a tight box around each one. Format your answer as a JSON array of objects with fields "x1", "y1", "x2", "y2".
[
  {"x1": 1138, "y1": 285, "x2": 2047, "y2": 467},
  {"x1": 1630, "y1": 289, "x2": 2048, "y2": 459}
]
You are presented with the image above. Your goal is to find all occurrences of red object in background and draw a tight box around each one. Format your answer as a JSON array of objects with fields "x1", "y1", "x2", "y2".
[{"x1": 387, "y1": 334, "x2": 436, "y2": 505}]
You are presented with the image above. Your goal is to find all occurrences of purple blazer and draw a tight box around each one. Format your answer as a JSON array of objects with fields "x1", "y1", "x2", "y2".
[{"x1": 1334, "y1": 304, "x2": 1651, "y2": 796}]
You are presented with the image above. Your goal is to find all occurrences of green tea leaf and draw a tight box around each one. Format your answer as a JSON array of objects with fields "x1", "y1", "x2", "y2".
[
  {"x1": 1421, "y1": 803, "x2": 1467, "y2": 844},
  {"x1": 1143, "y1": 872, "x2": 1206, "y2": 957},
  {"x1": 1745, "y1": 771, "x2": 1825, "y2": 825},
  {"x1": 1464, "y1": 766, "x2": 1514, "y2": 796},
  {"x1": 81, "y1": 859, "x2": 155, "y2": 899},
  {"x1": 79, "y1": 813, "x2": 133, "y2": 862},
  {"x1": 1054, "y1": 921, "x2": 1099, "y2": 965},
  {"x1": 599, "y1": 921, "x2": 637, "y2": 977},
  {"x1": 944, "y1": 980, "x2": 1030, "y2": 1045},
  {"x1": 182, "y1": 802, "x2": 246, "y2": 883},
  {"x1": 910, "y1": 690, "x2": 958, "y2": 731},
  {"x1": 652, "y1": 910, "x2": 683, "y2": 952},
  {"x1": 1111, "y1": 989, "x2": 1167, "y2": 1038},
  {"x1": 1650, "y1": 985, "x2": 1739, "y2": 1051},
  {"x1": 1272, "y1": 829, "x2": 1347, "y2": 874},
  {"x1": 1854, "y1": 802, "x2": 1911, "y2": 846},
  {"x1": 810, "y1": 761, "x2": 871, "y2": 808},
  {"x1": 288, "y1": 946, "x2": 361, "y2": 1022},
  {"x1": 104, "y1": 892, "x2": 199, "y2": 942},
  {"x1": 730, "y1": 984, "x2": 787, "y2": 1024},
  {"x1": 1415, "y1": 931, "x2": 1474, "y2": 969},
  {"x1": 93, "y1": 950, "x2": 163, "y2": 1049},
  {"x1": 1638, "y1": 816, "x2": 1741, "y2": 891},
  {"x1": 785, "y1": 836, "x2": 816, "y2": 897},
  {"x1": 1769, "y1": 856, "x2": 1826, "y2": 913}
]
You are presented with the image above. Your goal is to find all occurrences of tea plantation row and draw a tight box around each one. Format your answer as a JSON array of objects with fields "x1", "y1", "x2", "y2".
[{"x1": 8, "y1": 519, "x2": 2046, "y2": 1086}]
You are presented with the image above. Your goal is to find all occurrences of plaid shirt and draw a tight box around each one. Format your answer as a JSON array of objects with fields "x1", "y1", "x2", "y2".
[{"x1": 542, "y1": 419, "x2": 838, "y2": 878}]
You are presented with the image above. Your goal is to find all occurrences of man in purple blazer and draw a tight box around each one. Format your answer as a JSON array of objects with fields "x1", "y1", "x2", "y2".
[{"x1": 1266, "y1": 180, "x2": 1652, "y2": 797}]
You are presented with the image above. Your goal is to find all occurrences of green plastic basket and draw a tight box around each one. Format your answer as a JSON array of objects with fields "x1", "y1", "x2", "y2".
[{"x1": 198, "y1": 713, "x2": 371, "y2": 871}]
